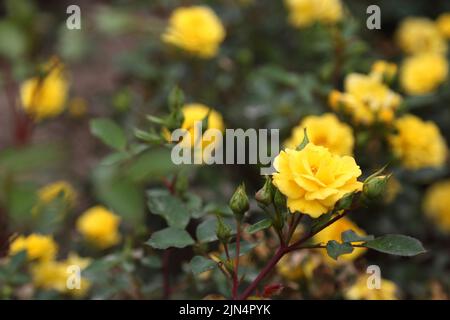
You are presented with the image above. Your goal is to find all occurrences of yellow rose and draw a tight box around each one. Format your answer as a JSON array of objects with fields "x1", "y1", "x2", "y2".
[
  {"x1": 389, "y1": 114, "x2": 447, "y2": 170},
  {"x1": 437, "y1": 13, "x2": 450, "y2": 39},
  {"x1": 400, "y1": 53, "x2": 448, "y2": 95},
  {"x1": 37, "y1": 181, "x2": 77, "y2": 207},
  {"x1": 9, "y1": 234, "x2": 58, "y2": 262},
  {"x1": 284, "y1": 0, "x2": 343, "y2": 28},
  {"x1": 285, "y1": 113, "x2": 354, "y2": 156},
  {"x1": 31, "y1": 253, "x2": 91, "y2": 297},
  {"x1": 423, "y1": 180, "x2": 450, "y2": 233},
  {"x1": 345, "y1": 274, "x2": 399, "y2": 300},
  {"x1": 396, "y1": 17, "x2": 447, "y2": 55},
  {"x1": 76, "y1": 206, "x2": 121, "y2": 249},
  {"x1": 313, "y1": 217, "x2": 367, "y2": 263},
  {"x1": 329, "y1": 73, "x2": 402, "y2": 125},
  {"x1": 162, "y1": 6, "x2": 225, "y2": 58},
  {"x1": 272, "y1": 143, "x2": 363, "y2": 217},
  {"x1": 20, "y1": 57, "x2": 69, "y2": 121}
]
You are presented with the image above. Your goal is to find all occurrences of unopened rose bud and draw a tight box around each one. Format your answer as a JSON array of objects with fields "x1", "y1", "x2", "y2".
[
  {"x1": 273, "y1": 189, "x2": 287, "y2": 230},
  {"x1": 255, "y1": 176, "x2": 274, "y2": 206},
  {"x1": 229, "y1": 183, "x2": 249, "y2": 221},
  {"x1": 216, "y1": 216, "x2": 232, "y2": 245},
  {"x1": 363, "y1": 175, "x2": 390, "y2": 200}
]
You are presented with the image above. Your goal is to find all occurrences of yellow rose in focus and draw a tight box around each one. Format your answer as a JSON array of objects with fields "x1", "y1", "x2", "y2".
[
  {"x1": 329, "y1": 73, "x2": 402, "y2": 125},
  {"x1": 285, "y1": 113, "x2": 354, "y2": 156},
  {"x1": 437, "y1": 13, "x2": 450, "y2": 39},
  {"x1": 389, "y1": 114, "x2": 447, "y2": 170},
  {"x1": 396, "y1": 17, "x2": 447, "y2": 55},
  {"x1": 9, "y1": 234, "x2": 58, "y2": 262},
  {"x1": 162, "y1": 6, "x2": 225, "y2": 58},
  {"x1": 423, "y1": 180, "x2": 450, "y2": 233},
  {"x1": 345, "y1": 274, "x2": 399, "y2": 300},
  {"x1": 37, "y1": 181, "x2": 77, "y2": 207},
  {"x1": 31, "y1": 254, "x2": 91, "y2": 297},
  {"x1": 20, "y1": 58, "x2": 69, "y2": 121},
  {"x1": 400, "y1": 53, "x2": 448, "y2": 95},
  {"x1": 313, "y1": 217, "x2": 367, "y2": 263},
  {"x1": 284, "y1": 0, "x2": 343, "y2": 28},
  {"x1": 272, "y1": 143, "x2": 363, "y2": 217},
  {"x1": 76, "y1": 206, "x2": 121, "y2": 249}
]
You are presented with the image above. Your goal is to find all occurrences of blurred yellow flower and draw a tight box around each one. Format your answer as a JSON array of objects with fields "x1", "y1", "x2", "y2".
[
  {"x1": 162, "y1": 6, "x2": 225, "y2": 58},
  {"x1": 20, "y1": 57, "x2": 69, "y2": 121},
  {"x1": 31, "y1": 254, "x2": 91, "y2": 297},
  {"x1": 345, "y1": 274, "x2": 399, "y2": 300},
  {"x1": 68, "y1": 97, "x2": 88, "y2": 118},
  {"x1": 9, "y1": 234, "x2": 58, "y2": 262},
  {"x1": 272, "y1": 143, "x2": 363, "y2": 217},
  {"x1": 423, "y1": 180, "x2": 450, "y2": 233},
  {"x1": 37, "y1": 181, "x2": 77, "y2": 207},
  {"x1": 277, "y1": 252, "x2": 321, "y2": 281},
  {"x1": 76, "y1": 206, "x2": 121, "y2": 249},
  {"x1": 370, "y1": 60, "x2": 397, "y2": 83},
  {"x1": 313, "y1": 217, "x2": 367, "y2": 263},
  {"x1": 329, "y1": 73, "x2": 402, "y2": 125},
  {"x1": 285, "y1": 0, "x2": 343, "y2": 28},
  {"x1": 396, "y1": 17, "x2": 447, "y2": 55},
  {"x1": 389, "y1": 114, "x2": 447, "y2": 170},
  {"x1": 436, "y1": 13, "x2": 450, "y2": 39},
  {"x1": 285, "y1": 113, "x2": 354, "y2": 156},
  {"x1": 400, "y1": 53, "x2": 448, "y2": 95}
]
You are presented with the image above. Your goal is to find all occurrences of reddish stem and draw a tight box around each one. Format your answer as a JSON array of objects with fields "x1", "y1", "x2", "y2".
[{"x1": 232, "y1": 221, "x2": 241, "y2": 299}]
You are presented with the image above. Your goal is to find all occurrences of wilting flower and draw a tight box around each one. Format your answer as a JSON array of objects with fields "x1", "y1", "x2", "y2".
[
  {"x1": 9, "y1": 234, "x2": 58, "y2": 262},
  {"x1": 345, "y1": 274, "x2": 399, "y2": 300},
  {"x1": 20, "y1": 57, "x2": 69, "y2": 121},
  {"x1": 400, "y1": 53, "x2": 448, "y2": 95},
  {"x1": 313, "y1": 217, "x2": 367, "y2": 263},
  {"x1": 423, "y1": 180, "x2": 450, "y2": 233},
  {"x1": 396, "y1": 17, "x2": 447, "y2": 55},
  {"x1": 76, "y1": 206, "x2": 121, "y2": 249},
  {"x1": 272, "y1": 143, "x2": 363, "y2": 217},
  {"x1": 285, "y1": 113, "x2": 354, "y2": 156},
  {"x1": 389, "y1": 114, "x2": 447, "y2": 170},
  {"x1": 31, "y1": 253, "x2": 91, "y2": 297},
  {"x1": 284, "y1": 0, "x2": 343, "y2": 28},
  {"x1": 162, "y1": 6, "x2": 225, "y2": 58},
  {"x1": 329, "y1": 73, "x2": 402, "y2": 125},
  {"x1": 37, "y1": 181, "x2": 77, "y2": 207},
  {"x1": 436, "y1": 13, "x2": 450, "y2": 39}
]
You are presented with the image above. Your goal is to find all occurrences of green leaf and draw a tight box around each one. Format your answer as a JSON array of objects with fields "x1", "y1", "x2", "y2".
[
  {"x1": 147, "y1": 189, "x2": 190, "y2": 229},
  {"x1": 341, "y1": 230, "x2": 374, "y2": 243},
  {"x1": 363, "y1": 235, "x2": 426, "y2": 257},
  {"x1": 146, "y1": 227, "x2": 194, "y2": 249},
  {"x1": 125, "y1": 148, "x2": 178, "y2": 183},
  {"x1": 190, "y1": 256, "x2": 216, "y2": 275},
  {"x1": 100, "y1": 152, "x2": 130, "y2": 166},
  {"x1": 326, "y1": 240, "x2": 354, "y2": 260},
  {"x1": 90, "y1": 118, "x2": 127, "y2": 151},
  {"x1": 196, "y1": 218, "x2": 218, "y2": 243},
  {"x1": 246, "y1": 219, "x2": 272, "y2": 234},
  {"x1": 221, "y1": 241, "x2": 257, "y2": 260}
]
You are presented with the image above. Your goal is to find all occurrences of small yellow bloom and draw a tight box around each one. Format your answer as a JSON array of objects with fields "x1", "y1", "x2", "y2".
[
  {"x1": 37, "y1": 181, "x2": 77, "y2": 207},
  {"x1": 162, "y1": 6, "x2": 225, "y2": 58},
  {"x1": 31, "y1": 254, "x2": 91, "y2": 297},
  {"x1": 345, "y1": 274, "x2": 399, "y2": 300},
  {"x1": 285, "y1": 113, "x2": 354, "y2": 156},
  {"x1": 389, "y1": 114, "x2": 447, "y2": 170},
  {"x1": 329, "y1": 73, "x2": 402, "y2": 125},
  {"x1": 20, "y1": 58, "x2": 69, "y2": 121},
  {"x1": 277, "y1": 252, "x2": 321, "y2": 281},
  {"x1": 396, "y1": 17, "x2": 447, "y2": 55},
  {"x1": 370, "y1": 60, "x2": 397, "y2": 83},
  {"x1": 400, "y1": 53, "x2": 448, "y2": 95},
  {"x1": 437, "y1": 13, "x2": 450, "y2": 39},
  {"x1": 423, "y1": 180, "x2": 450, "y2": 233},
  {"x1": 9, "y1": 234, "x2": 58, "y2": 262},
  {"x1": 76, "y1": 206, "x2": 121, "y2": 249},
  {"x1": 284, "y1": 0, "x2": 343, "y2": 28},
  {"x1": 313, "y1": 217, "x2": 367, "y2": 263},
  {"x1": 272, "y1": 143, "x2": 363, "y2": 217},
  {"x1": 68, "y1": 97, "x2": 88, "y2": 118}
]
